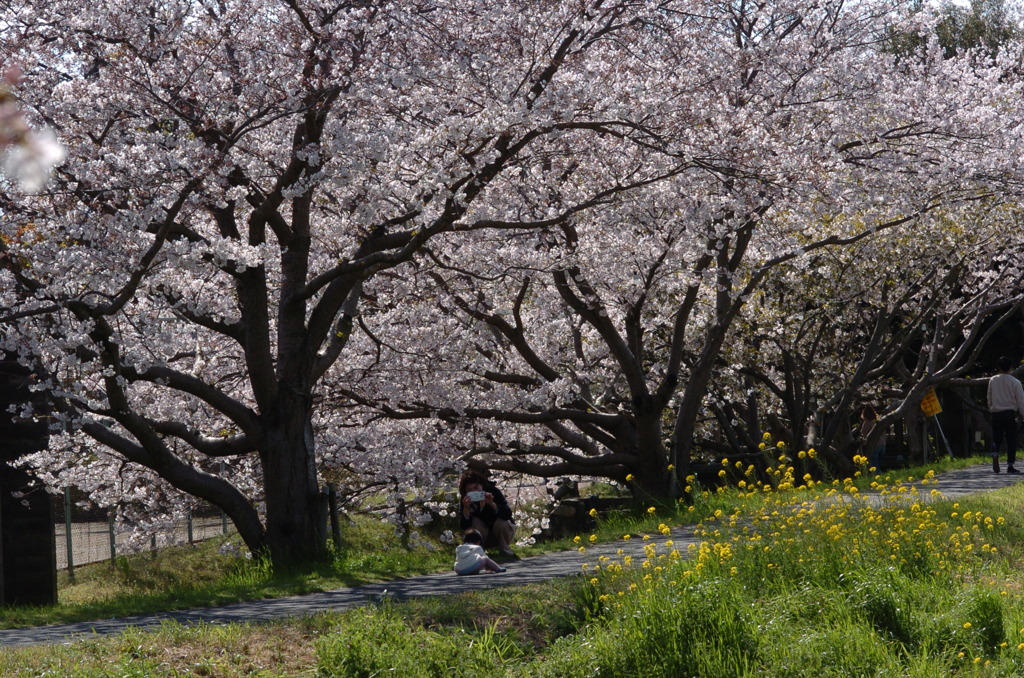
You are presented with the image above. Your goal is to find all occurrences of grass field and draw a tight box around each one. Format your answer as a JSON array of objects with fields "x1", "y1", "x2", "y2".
[{"x1": 4, "y1": 455, "x2": 1023, "y2": 677}]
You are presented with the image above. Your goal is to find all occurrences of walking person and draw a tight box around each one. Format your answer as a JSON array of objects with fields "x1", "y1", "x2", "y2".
[{"x1": 988, "y1": 356, "x2": 1024, "y2": 474}]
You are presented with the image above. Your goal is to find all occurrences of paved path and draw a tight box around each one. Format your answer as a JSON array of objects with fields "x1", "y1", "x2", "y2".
[{"x1": 2, "y1": 463, "x2": 1019, "y2": 648}]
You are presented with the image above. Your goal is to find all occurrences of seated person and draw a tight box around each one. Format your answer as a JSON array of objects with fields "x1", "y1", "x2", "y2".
[
  {"x1": 458, "y1": 470, "x2": 516, "y2": 558},
  {"x1": 454, "y1": 529, "x2": 506, "y2": 575}
]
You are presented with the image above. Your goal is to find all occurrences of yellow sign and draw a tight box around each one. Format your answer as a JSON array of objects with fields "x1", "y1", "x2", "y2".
[{"x1": 921, "y1": 386, "x2": 942, "y2": 417}]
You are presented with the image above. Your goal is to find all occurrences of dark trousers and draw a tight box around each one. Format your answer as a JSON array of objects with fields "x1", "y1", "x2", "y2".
[{"x1": 992, "y1": 410, "x2": 1019, "y2": 467}]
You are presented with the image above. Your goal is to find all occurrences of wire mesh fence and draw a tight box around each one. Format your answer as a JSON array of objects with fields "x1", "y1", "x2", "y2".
[{"x1": 52, "y1": 489, "x2": 233, "y2": 571}]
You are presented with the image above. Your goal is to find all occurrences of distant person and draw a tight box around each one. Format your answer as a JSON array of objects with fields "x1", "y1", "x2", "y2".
[
  {"x1": 454, "y1": 529, "x2": 506, "y2": 575},
  {"x1": 988, "y1": 356, "x2": 1024, "y2": 474},
  {"x1": 859, "y1": 405, "x2": 887, "y2": 471},
  {"x1": 458, "y1": 470, "x2": 517, "y2": 558}
]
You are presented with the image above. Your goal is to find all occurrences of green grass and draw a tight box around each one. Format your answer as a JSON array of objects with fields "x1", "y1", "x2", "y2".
[
  {"x1": 4, "y1": 453, "x2": 977, "y2": 631},
  {"x1": 0, "y1": 491, "x2": 655, "y2": 630},
  {"x1": 0, "y1": 518, "x2": 469, "y2": 630},
  {"x1": 2, "y1": 455, "x2": 1021, "y2": 677}
]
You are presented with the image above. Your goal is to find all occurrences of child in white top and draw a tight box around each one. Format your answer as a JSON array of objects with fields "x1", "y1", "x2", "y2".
[{"x1": 454, "y1": 529, "x2": 506, "y2": 575}]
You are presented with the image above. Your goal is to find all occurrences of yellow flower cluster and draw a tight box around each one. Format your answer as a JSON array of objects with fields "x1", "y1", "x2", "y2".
[{"x1": 582, "y1": 465, "x2": 1007, "y2": 620}]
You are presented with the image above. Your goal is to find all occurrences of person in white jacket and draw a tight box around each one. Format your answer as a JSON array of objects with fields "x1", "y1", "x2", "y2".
[
  {"x1": 454, "y1": 529, "x2": 506, "y2": 575},
  {"x1": 988, "y1": 356, "x2": 1024, "y2": 474}
]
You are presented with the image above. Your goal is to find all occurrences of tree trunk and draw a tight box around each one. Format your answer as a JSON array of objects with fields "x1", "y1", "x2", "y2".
[
  {"x1": 632, "y1": 409, "x2": 671, "y2": 497},
  {"x1": 259, "y1": 407, "x2": 328, "y2": 567},
  {"x1": 904, "y1": 407, "x2": 927, "y2": 465},
  {"x1": 672, "y1": 342, "x2": 726, "y2": 477}
]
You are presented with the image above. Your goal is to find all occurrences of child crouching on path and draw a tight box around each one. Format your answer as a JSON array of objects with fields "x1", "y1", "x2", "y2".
[{"x1": 454, "y1": 529, "x2": 507, "y2": 575}]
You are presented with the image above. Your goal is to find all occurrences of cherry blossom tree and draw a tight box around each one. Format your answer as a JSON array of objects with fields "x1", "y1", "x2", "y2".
[
  {"x1": 714, "y1": 204, "x2": 1024, "y2": 472},
  {"x1": 5, "y1": 0, "x2": 1024, "y2": 558},
  {"x1": 0, "y1": 0, "x2": 689, "y2": 564},
  {"x1": 336, "y1": 0, "x2": 1024, "y2": 497}
]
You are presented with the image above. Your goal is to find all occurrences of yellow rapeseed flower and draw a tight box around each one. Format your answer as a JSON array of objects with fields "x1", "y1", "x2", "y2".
[{"x1": 625, "y1": 474, "x2": 634, "y2": 482}]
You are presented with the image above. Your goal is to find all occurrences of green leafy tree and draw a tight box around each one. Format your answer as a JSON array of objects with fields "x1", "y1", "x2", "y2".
[
  {"x1": 886, "y1": 0, "x2": 1022, "y2": 61},
  {"x1": 936, "y1": 0, "x2": 1022, "y2": 59}
]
